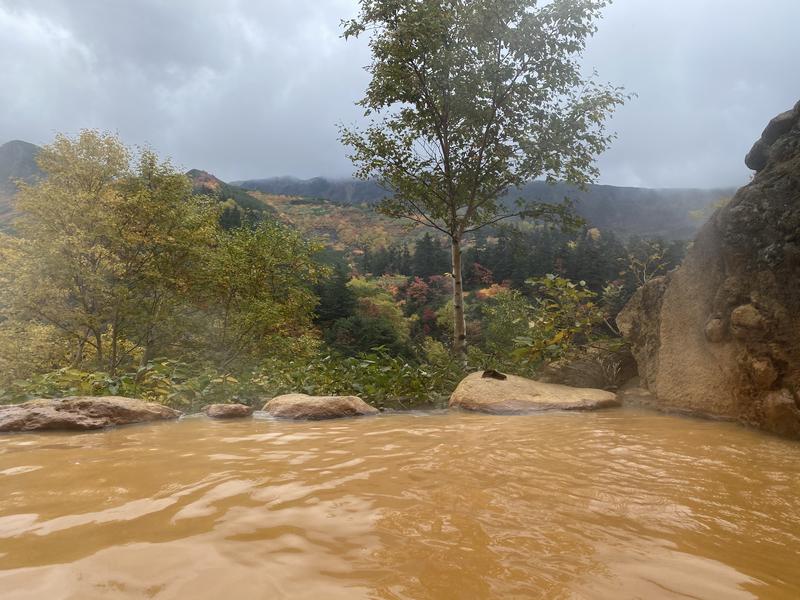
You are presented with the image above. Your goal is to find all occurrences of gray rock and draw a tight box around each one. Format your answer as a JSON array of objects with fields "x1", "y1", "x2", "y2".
[
  {"x1": 0, "y1": 396, "x2": 181, "y2": 432},
  {"x1": 745, "y1": 139, "x2": 769, "y2": 171},
  {"x1": 203, "y1": 403, "x2": 253, "y2": 419},
  {"x1": 539, "y1": 345, "x2": 636, "y2": 391},
  {"x1": 745, "y1": 104, "x2": 799, "y2": 172},
  {"x1": 761, "y1": 109, "x2": 798, "y2": 146},
  {"x1": 263, "y1": 394, "x2": 379, "y2": 420}
]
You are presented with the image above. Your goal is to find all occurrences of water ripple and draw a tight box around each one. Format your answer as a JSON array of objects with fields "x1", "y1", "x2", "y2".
[{"x1": 0, "y1": 409, "x2": 798, "y2": 599}]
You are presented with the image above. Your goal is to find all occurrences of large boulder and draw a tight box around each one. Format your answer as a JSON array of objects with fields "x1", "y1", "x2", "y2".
[
  {"x1": 449, "y1": 371, "x2": 620, "y2": 414},
  {"x1": 538, "y1": 344, "x2": 637, "y2": 391},
  {"x1": 203, "y1": 403, "x2": 253, "y2": 419},
  {"x1": 618, "y1": 101, "x2": 800, "y2": 438},
  {"x1": 0, "y1": 396, "x2": 181, "y2": 432},
  {"x1": 263, "y1": 394, "x2": 379, "y2": 420},
  {"x1": 616, "y1": 276, "x2": 669, "y2": 389}
]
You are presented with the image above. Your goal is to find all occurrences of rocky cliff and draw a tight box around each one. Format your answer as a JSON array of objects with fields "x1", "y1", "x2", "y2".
[{"x1": 618, "y1": 101, "x2": 800, "y2": 438}]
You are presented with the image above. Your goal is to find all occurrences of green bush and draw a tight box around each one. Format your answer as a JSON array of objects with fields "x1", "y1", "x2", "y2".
[
  {"x1": 0, "y1": 349, "x2": 469, "y2": 412},
  {"x1": 253, "y1": 347, "x2": 464, "y2": 409},
  {"x1": 513, "y1": 275, "x2": 606, "y2": 368},
  {"x1": 0, "y1": 360, "x2": 260, "y2": 412}
]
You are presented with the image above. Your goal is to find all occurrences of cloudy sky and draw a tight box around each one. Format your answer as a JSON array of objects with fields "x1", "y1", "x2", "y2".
[{"x1": 1, "y1": 0, "x2": 798, "y2": 189}]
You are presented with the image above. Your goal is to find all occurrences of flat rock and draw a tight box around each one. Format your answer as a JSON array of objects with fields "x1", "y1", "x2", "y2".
[
  {"x1": 203, "y1": 403, "x2": 253, "y2": 419},
  {"x1": 0, "y1": 396, "x2": 181, "y2": 432},
  {"x1": 263, "y1": 394, "x2": 379, "y2": 420},
  {"x1": 449, "y1": 371, "x2": 620, "y2": 414}
]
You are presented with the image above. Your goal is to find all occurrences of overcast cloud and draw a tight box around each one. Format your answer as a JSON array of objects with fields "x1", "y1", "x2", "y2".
[{"x1": 1, "y1": 0, "x2": 798, "y2": 188}]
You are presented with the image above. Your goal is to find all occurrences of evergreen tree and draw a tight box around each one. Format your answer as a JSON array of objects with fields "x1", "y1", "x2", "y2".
[
  {"x1": 399, "y1": 244, "x2": 412, "y2": 276},
  {"x1": 315, "y1": 262, "x2": 356, "y2": 324},
  {"x1": 412, "y1": 232, "x2": 450, "y2": 279}
]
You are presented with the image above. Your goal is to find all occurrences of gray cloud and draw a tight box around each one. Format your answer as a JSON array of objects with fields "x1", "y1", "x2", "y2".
[
  {"x1": 585, "y1": 0, "x2": 800, "y2": 188},
  {"x1": 1, "y1": 0, "x2": 798, "y2": 188}
]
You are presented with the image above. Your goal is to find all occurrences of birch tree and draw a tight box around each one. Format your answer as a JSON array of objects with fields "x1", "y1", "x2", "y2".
[{"x1": 341, "y1": 0, "x2": 626, "y2": 358}]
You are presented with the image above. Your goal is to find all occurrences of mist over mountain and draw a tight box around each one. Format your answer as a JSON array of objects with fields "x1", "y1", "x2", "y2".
[
  {"x1": 235, "y1": 176, "x2": 388, "y2": 206},
  {"x1": 0, "y1": 144, "x2": 275, "y2": 228},
  {"x1": 1, "y1": 139, "x2": 731, "y2": 239},
  {"x1": 513, "y1": 181, "x2": 733, "y2": 239},
  {"x1": 0, "y1": 140, "x2": 42, "y2": 223},
  {"x1": 236, "y1": 176, "x2": 734, "y2": 240},
  {"x1": 187, "y1": 169, "x2": 276, "y2": 218}
]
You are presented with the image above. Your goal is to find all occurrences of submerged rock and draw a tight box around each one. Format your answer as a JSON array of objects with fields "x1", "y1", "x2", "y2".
[
  {"x1": 0, "y1": 396, "x2": 181, "y2": 432},
  {"x1": 618, "y1": 100, "x2": 800, "y2": 437},
  {"x1": 615, "y1": 377, "x2": 658, "y2": 408},
  {"x1": 263, "y1": 394, "x2": 379, "y2": 420},
  {"x1": 449, "y1": 371, "x2": 619, "y2": 414},
  {"x1": 203, "y1": 403, "x2": 253, "y2": 419}
]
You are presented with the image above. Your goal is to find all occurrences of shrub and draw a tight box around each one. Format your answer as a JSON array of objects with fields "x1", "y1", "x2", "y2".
[{"x1": 512, "y1": 275, "x2": 606, "y2": 369}]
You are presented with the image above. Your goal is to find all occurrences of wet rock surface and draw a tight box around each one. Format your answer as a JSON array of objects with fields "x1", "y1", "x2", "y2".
[
  {"x1": 619, "y1": 101, "x2": 800, "y2": 437},
  {"x1": 449, "y1": 371, "x2": 620, "y2": 414},
  {"x1": 0, "y1": 396, "x2": 181, "y2": 432},
  {"x1": 263, "y1": 394, "x2": 379, "y2": 420},
  {"x1": 203, "y1": 403, "x2": 254, "y2": 419},
  {"x1": 539, "y1": 345, "x2": 637, "y2": 391}
]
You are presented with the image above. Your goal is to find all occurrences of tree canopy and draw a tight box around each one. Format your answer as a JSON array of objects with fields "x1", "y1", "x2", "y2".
[
  {"x1": 0, "y1": 131, "x2": 323, "y2": 376},
  {"x1": 341, "y1": 0, "x2": 627, "y2": 356}
]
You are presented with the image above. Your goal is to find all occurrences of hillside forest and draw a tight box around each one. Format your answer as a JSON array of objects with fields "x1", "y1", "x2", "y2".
[{"x1": 0, "y1": 131, "x2": 693, "y2": 410}]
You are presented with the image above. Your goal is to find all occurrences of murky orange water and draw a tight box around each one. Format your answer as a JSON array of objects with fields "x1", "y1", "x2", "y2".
[{"x1": 0, "y1": 409, "x2": 799, "y2": 599}]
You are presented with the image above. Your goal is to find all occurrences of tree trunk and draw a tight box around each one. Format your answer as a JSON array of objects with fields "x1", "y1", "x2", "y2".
[
  {"x1": 140, "y1": 295, "x2": 160, "y2": 368},
  {"x1": 94, "y1": 330, "x2": 104, "y2": 371},
  {"x1": 73, "y1": 330, "x2": 89, "y2": 367},
  {"x1": 110, "y1": 316, "x2": 119, "y2": 376},
  {"x1": 451, "y1": 237, "x2": 467, "y2": 360},
  {"x1": 140, "y1": 331, "x2": 155, "y2": 368}
]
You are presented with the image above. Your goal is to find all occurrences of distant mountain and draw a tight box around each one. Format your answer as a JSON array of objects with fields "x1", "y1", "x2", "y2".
[
  {"x1": 235, "y1": 176, "x2": 387, "y2": 206},
  {"x1": 188, "y1": 169, "x2": 267, "y2": 210},
  {"x1": 0, "y1": 140, "x2": 42, "y2": 223},
  {"x1": 511, "y1": 181, "x2": 734, "y2": 240},
  {"x1": 1, "y1": 143, "x2": 276, "y2": 229},
  {"x1": 0, "y1": 140, "x2": 41, "y2": 195},
  {"x1": 236, "y1": 176, "x2": 734, "y2": 240},
  {"x1": 2, "y1": 137, "x2": 734, "y2": 240},
  {"x1": 187, "y1": 169, "x2": 276, "y2": 227}
]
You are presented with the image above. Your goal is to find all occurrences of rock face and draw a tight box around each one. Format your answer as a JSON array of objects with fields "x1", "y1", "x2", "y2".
[
  {"x1": 263, "y1": 394, "x2": 379, "y2": 420},
  {"x1": 539, "y1": 345, "x2": 637, "y2": 391},
  {"x1": 0, "y1": 397, "x2": 181, "y2": 432},
  {"x1": 449, "y1": 371, "x2": 620, "y2": 414},
  {"x1": 618, "y1": 101, "x2": 800, "y2": 438},
  {"x1": 203, "y1": 403, "x2": 253, "y2": 419}
]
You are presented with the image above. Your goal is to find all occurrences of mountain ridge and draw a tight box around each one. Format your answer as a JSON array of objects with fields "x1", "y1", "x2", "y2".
[
  {"x1": 1, "y1": 139, "x2": 734, "y2": 239},
  {"x1": 0, "y1": 140, "x2": 42, "y2": 223},
  {"x1": 235, "y1": 176, "x2": 735, "y2": 239},
  {"x1": 0, "y1": 140, "x2": 41, "y2": 193}
]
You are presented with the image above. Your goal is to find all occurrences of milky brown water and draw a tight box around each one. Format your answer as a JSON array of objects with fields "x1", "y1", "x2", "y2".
[{"x1": 1, "y1": 409, "x2": 799, "y2": 599}]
